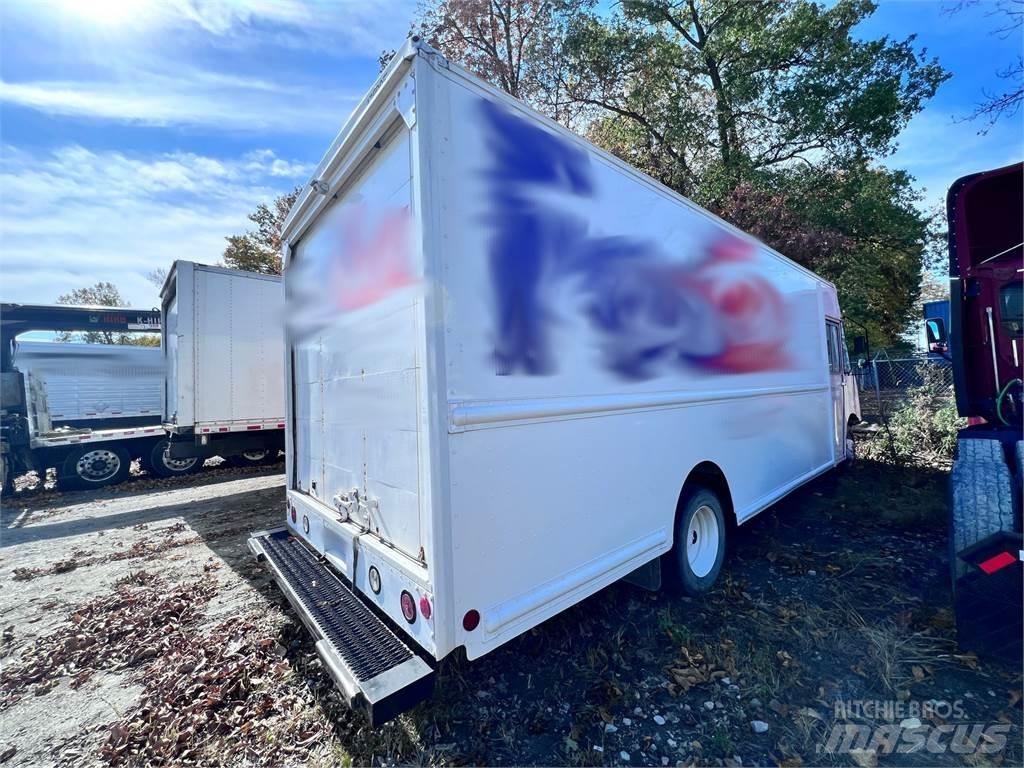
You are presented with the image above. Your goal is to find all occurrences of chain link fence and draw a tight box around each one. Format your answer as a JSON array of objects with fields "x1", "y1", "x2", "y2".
[{"x1": 854, "y1": 353, "x2": 954, "y2": 420}]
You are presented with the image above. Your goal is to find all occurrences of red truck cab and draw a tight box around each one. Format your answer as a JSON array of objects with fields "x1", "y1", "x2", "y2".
[{"x1": 926, "y1": 162, "x2": 1022, "y2": 663}]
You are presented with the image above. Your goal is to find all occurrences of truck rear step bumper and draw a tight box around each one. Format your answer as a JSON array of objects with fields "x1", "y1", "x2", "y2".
[{"x1": 248, "y1": 527, "x2": 434, "y2": 725}]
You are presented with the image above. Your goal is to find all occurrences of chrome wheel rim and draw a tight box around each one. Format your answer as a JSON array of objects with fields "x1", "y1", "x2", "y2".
[
  {"x1": 161, "y1": 447, "x2": 197, "y2": 472},
  {"x1": 76, "y1": 449, "x2": 121, "y2": 482}
]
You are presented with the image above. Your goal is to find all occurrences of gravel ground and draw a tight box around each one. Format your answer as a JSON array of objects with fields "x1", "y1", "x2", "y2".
[{"x1": 0, "y1": 455, "x2": 1020, "y2": 767}]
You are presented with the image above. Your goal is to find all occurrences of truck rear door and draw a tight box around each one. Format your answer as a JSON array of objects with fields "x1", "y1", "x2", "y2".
[
  {"x1": 288, "y1": 124, "x2": 426, "y2": 562},
  {"x1": 163, "y1": 289, "x2": 180, "y2": 423}
]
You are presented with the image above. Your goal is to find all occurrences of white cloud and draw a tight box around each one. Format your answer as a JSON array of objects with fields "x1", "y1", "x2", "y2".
[
  {"x1": 166, "y1": 0, "x2": 315, "y2": 34},
  {"x1": 0, "y1": 0, "x2": 414, "y2": 135},
  {"x1": 242, "y1": 149, "x2": 309, "y2": 178},
  {"x1": 164, "y1": 0, "x2": 415, "y2": 56},
  {"x1": 11, "y1": 0, "x2": 414, "y2": 59},
  {"x1": 0, "y1": 70, "x2": 357, "y2": 133},
  {"x1": 0, "y1": 145, "x2": 310, "y2": 307}
]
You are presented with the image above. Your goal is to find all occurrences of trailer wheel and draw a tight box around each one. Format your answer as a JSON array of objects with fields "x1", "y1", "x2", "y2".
[
  {"x1": 667, "y1": 487, "x2": 727, "y2": 595},
  {"x1": 147, "y1": 439, "x2": 200, "y2": 478},
  {"x1": 229, "y1": 449, "x2": 272, "y2": 468},
  {"x1": 950, "y1": 439, "x2": 1017, "y2": 583},
  {"x1": 60, "y1": 444, "x2": 131, "y2": 490},
  {"x1": 1, "y1": 454, "x2": 12, "y2": 497}
]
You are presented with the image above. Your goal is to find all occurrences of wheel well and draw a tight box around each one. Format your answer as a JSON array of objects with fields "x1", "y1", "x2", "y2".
[{"x1": 677, "y1": 461, "x2": 736, "y2": 530}]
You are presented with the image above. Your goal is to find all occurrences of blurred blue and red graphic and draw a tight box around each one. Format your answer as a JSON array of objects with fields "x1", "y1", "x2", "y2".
[
  {"x1": 478, "y1": 100, "x2": 791, "y2": 380},
  {"x1": 288, "y1": 199, "x2": 414, "y2": 340}
]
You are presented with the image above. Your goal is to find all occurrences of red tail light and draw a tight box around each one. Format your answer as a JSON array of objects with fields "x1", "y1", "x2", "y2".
[
  {"x1": 289, "y1": 505, "x2": 296, "y2": 523},
  {"x1": 419, "y1": 595, "x2": 432, "y2": 620},
  {"x1": 979, "y1": 551, "x2": 1017, "y2": 574},
  {"x1": 462, "y1": 609, "x2": 480, "y2": 632},
  {"x1": 400, "y1": 590, "x2": 416, "y2": 623}
]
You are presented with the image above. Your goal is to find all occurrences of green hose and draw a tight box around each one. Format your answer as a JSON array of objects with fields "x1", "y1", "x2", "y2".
[{"x1": 996, "y1": 378, "x2": 1023, "y2": 426}]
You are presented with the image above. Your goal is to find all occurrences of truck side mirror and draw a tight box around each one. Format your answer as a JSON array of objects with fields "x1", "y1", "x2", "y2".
[
  {"x1": 852, "y1": 335, "x2": 868, "y2": 356},
  {"x1": 925, "y1": 317, "x2": 947, "y2": 353}
]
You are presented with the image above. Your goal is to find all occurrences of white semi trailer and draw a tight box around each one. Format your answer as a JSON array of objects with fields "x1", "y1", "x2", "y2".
[
  {"x1": 14, "y1": 341, "x2": 163, "y2": 428},
  {"x1": 160, "y1": 261, "x2": 285, "y2": 467},
  {"x1": 250, "y1": 38, "x2": 862, "y2": 724},
  {"x1": 0, "y1": 305, "x2": 177, "y2": 491}
]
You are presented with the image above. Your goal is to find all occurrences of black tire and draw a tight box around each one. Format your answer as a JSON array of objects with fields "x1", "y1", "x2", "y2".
[
  {"x1": 147, "y1": 439, "x2": 201, "y2": 479},
  {"x1": 1, "y1": 454, "x2": 12, "y2": 497},
  {"x1": 59, "y1": 444, "x2": 131, "y2": 491},
  {"x1": 949, "y1": 438, "x2": 1017, "y2": 583},
  {"x1": 665, "y1": 487, "x2": 727, "y2": 595},
  {"x1": 229, "y1": 449, "x2": 272, "y2": 468}
]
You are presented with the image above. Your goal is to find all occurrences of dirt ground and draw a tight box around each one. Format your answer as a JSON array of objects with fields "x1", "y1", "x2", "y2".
[{"x1": 0, "y1": 453, "x2": 1020, "y2": 767}]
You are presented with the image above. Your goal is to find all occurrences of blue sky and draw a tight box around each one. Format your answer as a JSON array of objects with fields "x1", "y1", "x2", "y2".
[{"x1": 1, "y1": 0, "x2": 1021, "y2": 309}]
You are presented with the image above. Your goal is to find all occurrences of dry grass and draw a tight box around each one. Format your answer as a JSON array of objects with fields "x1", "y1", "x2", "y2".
[{"x1": 847, "y1": 609, "x2": 955, "y2": 693}]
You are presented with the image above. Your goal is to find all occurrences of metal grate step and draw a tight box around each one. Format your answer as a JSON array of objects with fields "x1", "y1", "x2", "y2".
[{"x1": 249, "y1": 527, "x2": 434, "y2": 725}]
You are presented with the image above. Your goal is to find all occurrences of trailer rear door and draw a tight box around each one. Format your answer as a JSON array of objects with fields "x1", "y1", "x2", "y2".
[
  {"x1": 163, "y1": 289, "x2": 181, "y2": 423},
  {"x1": 288, "y1": 124, "x2": 426, "y2": 562}
]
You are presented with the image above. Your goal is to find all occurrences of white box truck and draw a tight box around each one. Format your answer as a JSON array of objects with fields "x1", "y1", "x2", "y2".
[
  {"x1": 161, "y1": 261, "x2": 285, "y2": 468},
  {"x1": 0, "y1": 305, "x2": 174, "y2": 491},
  {"x1": 249, "y1": 38, "x2": 862, "y2": 724}
]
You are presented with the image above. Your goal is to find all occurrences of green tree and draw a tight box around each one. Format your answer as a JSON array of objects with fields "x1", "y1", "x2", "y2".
[
  {"x1": 223, "y1": 187, "x2": 300, "y2": 275},
  {"x1": 146, "y1": 266, "x2": 168, "y2": 290},
  {"x1": 56, "y1": 282, "x2": 125, "y2": 344},
  {"x1": 564, "y1": 0, "x2": 948, "y2": 199},
  {"x1": 418, "y1": 0, "x2": 592, "y2": 126},
  {"x1": 55, "y1": 282, "x2": 159, "y2": 346},
  {"x1": 714, "y1": 162, "x2": 934, "y2": 346},
  {"x1": 919, "y1": 270, "x2": 950, "y2": 304}
]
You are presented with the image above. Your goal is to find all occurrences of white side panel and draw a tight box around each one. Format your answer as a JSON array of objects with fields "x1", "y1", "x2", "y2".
[
  {"x1": 194, "y1": 271, "x2": 234, "y2": 423},
  {"x1": 13, "y1": 342, "x2": 164, "y2": 424},
  {"x1": 429, "y1": 66, "x2": 835, "y2": 658}
]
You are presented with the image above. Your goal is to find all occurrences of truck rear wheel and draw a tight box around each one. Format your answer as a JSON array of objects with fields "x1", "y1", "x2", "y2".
[
  {"x1": 666, "y1": 487, "x2": 727, "y2": 595},
  {"x1": 1, "y1": 454, "x2": 12, "y2": 497},
  {"x1": 950, "y1": 438, "x2": 1017, "y2": 583},
  {"x1": 229, "y1": 449, "x2": 272, "y2": 468},
  {"x1": 59, "y1": 444, "x2": 131, "y2": 491},
  {"x1": 147, "y1": 439, "x2": 201, "y2": 478}
]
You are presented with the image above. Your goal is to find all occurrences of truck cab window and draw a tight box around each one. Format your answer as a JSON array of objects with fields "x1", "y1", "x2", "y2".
[
  {"x1": 825, "y1": 322, "x2": 842, "y2": 374},
  {"x1": 841, "y1": 328, "x2": 852, "y2": 373},
  {"x1": 1000, "y1": 281, "x2": 1022, "y2": 335}
]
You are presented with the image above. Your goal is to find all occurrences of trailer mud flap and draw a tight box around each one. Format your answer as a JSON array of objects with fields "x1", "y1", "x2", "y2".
[
  {"x1": 954, "y1": 531, "x2": 1023, "y2": 665},
  {"x1": 248, "y1": 527, "x2": 434, "y2": 725}
]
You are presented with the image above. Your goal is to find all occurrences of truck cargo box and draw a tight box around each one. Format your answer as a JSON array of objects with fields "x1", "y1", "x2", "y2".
[
  {"x1": 161, "y1": 261, "x2": 285, "y2": 436},
  {"x1": 252, "y1": 38, "x2": 861, "y2": 723}
]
